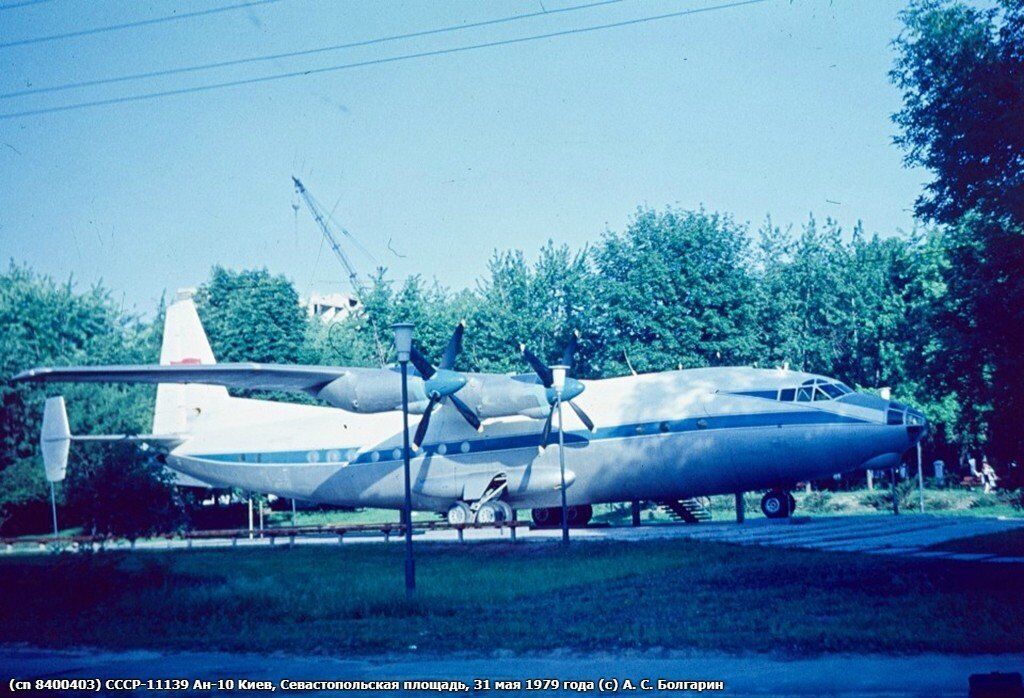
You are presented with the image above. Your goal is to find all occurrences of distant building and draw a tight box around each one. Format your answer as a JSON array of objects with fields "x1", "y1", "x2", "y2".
[{"x1": 306, "y1": 292, "x2": 361, "y2": 323}]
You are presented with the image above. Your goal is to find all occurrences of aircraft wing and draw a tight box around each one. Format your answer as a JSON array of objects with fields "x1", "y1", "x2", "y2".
[{"x1": 12, "y1": 363, "x2": 346, "y2": 395}]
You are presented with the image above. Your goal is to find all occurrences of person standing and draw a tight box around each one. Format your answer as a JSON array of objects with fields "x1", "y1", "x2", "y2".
[{"x1": 981, "y1": 458, "x2": 1000, "y2": 493}]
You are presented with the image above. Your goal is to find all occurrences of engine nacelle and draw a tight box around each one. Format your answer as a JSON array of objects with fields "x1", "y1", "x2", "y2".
[
  {"x1": 458, "y1": 374, "x2": 584, "y2": 420},
  {"x1": 315, "y1": 368, "x2": 583, "y2": 422},
  {"x1": 316, "y1": 368, "x2": 418, "y2": 413}
]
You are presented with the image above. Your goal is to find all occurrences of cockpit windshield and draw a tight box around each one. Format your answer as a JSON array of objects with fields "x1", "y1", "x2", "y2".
[
  {"x1": 732, "y1": 379, "x2": 853, "y2": 402},
  {"x1": 782, "y1": 378, "x2": 851, "y2": 402}
]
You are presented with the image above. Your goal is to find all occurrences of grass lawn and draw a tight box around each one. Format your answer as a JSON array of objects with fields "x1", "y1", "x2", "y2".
[
  {"x1": 928, "y1": 528, "x2": 1024, "y2": 557},
  {"x1": 1, "y1": 538, "x2": 1022, "y2": 657}
]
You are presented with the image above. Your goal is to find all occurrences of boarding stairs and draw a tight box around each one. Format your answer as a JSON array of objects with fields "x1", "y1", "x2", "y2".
[{"x1": 656, "y1": 497, "x2": 713, "y2": 524}]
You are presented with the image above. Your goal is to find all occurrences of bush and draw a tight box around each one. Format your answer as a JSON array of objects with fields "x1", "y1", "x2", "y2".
[
  {"x1": 66, "y1": 444, "x2": 186, "y2": 538},
  {"x1": 800, "y1": 491, "x2": 834, "y2": 513},
  {"x1": 859, "y1": 481, "x2": 917, "y2": 511},
  {"x1": 968, "y1": 492, "x2": 1002, "y2": 509},
  {"x1": 997, "y1": 489, "x2": 1024, "y2": 510}
]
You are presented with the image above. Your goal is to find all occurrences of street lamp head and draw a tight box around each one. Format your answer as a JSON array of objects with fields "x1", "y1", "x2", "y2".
[
  {"x1": 551, "y1": 364, "x2": 568, "y2": 394},
  {"x1": 392, "y1": 322, "x2": 414, "y2": 363}
]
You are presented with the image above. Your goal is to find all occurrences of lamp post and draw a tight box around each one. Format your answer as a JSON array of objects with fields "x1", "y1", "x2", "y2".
[
  {"x1": 917, "y1": 442, "x2": 925, "y2": 514},
  {"x1": 49, "y1": 482, "x2": 58, "y2": 538},
  {"x1": 552, "y1": 364, "x2": 570, "y2": 545},
  {"x1": 393, "y1": 322, "x2": 416, "y2": 598}
]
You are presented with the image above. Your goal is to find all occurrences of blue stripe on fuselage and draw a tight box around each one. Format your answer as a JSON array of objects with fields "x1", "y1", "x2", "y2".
[{"x1": 189, "y1": 409, "x2": 872, "y2": 466}]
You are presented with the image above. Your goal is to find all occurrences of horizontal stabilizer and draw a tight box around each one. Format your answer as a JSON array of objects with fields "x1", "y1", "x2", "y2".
[
  {"x1": 69, "y1": 434, "x2": 185, "y2": 450},
  {"x1": 14, "y1": 363, "x2": 347, "y2": 395}
]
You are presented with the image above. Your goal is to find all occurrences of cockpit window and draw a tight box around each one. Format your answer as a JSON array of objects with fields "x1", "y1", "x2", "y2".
[
  {"x1": 736, "y1": 379, "x2": 853, "y2": 403},
  {"x1": 819, "y1": 383, "x2": 844, "y2": 399},
  {"x1": 784, "y1": 379, "x2": 852, "y2": 402}
]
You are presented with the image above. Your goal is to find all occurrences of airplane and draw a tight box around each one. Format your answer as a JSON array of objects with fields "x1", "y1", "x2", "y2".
[{"x1": 14, "y1": 289, "x2": 928, "y2": 527}]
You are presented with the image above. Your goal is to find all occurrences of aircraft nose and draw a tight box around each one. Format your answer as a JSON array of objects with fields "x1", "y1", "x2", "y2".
[{"x1": 904, "y1": 407, "x2": 928, "y2": 444}]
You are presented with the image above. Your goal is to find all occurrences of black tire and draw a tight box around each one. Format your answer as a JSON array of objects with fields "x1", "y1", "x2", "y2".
[
  {"x1": 566, "y1": 504, "x2": 593, "y2": 528},
  {"x1": 531, "y1": 507, "x2": 561, "y2": 528},
  {"x1": 787, "y1": 492, "x2": 797, "y2": 514},
  {"x1": 761, "y1": 491, "x2": 790, "y2": 519}
]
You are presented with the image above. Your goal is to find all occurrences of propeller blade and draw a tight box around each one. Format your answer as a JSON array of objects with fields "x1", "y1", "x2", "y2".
[
  {"x1": 449, "y1": 394, "x2": 482, "y2": 431},
  {"x1": 413, "y1": 395, "x2": 441, "y2": 448},
  {"x1": 409, "y1": 346, "x2": 435, "y2": 379},
  {"x1": 439, "y1": 322, "x2": 465, "y2": 370},
  {"x1": 538, "y1": 404, "x2": 555, "y2": 451},
  {"x1": 520, "y1": 344, "x2": 553, "y2": 387},
  {"x1": 561, "y1": 331, "x2": 580, "y2": 369},
  {"x1": 568, "y1": 399, "x2": 595, "y2": 432}
]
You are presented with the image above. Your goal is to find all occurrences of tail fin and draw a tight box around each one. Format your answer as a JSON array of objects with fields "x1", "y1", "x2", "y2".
[{"x1": 153, "y1": 289, "x2": 228, "y2": 433}]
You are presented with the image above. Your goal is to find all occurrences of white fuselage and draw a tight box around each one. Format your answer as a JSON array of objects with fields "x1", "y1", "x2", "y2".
[{"x1": 164, "y1": 367, "x2": 919, "y2": 512}]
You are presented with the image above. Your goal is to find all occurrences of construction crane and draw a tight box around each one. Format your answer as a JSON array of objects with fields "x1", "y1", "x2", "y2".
[
  {"x1": 292, "y1": 176, "x2": 364, "y2": 295},
  {"x1": 292, "y1": 176, "x2": 386, "y2": 366}
]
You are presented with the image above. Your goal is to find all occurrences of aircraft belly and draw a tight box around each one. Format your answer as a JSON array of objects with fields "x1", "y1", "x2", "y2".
[
  {"x1": 167, "y1": 418, "x2": 912, "y2": 511},
  {"x1": 168, "y1": 455, "x2": 347, "y2": 501},
  {"x1": 725, "y1": 424, "x2": 909, "y2": 490}
]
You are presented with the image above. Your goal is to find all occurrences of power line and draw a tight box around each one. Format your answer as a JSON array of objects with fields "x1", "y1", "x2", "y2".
[
  {"x1": 0, "y1": 0, "x2": 772, "y2": 120},
  {"x1": 0, "y1": 0, "x2": 284, "y2": 49},
  {"x1": 2, "y1": 0, "x2": 623, "y2": 100},
  {"x1": 0, "y1": 0, "x2": 55, "y2": 10}
]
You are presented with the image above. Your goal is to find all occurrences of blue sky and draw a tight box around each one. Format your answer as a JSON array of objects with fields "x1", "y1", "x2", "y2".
[{"x1": 0, "y1": 0, "x2": 927, "y2": 313}]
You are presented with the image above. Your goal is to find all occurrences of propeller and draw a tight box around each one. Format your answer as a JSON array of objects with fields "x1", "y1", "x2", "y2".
[
  {"x1": 408, "y1": 322, "x2": 481, "y2": 449},
  {"x1": 520, "y1": 331, "x2": 595, "y2": 451}
]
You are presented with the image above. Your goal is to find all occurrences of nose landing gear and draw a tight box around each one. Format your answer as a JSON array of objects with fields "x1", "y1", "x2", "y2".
[{"x1": 760, "y1": 490, "x2": 796, "y2": 519}]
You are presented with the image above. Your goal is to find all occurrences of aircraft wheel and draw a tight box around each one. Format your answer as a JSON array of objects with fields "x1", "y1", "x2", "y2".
[
  {"x1": 475, "y1": 499, "x2": 499, "y2": 521},
  {"x1": 446, "y1": 502, "x2": 473, "y2": 525},
  {"x1": 494, "y1": 501, "x2": 514, "y2": 523},
  {"x1": 531, "y1": 507, "x2": 561, "y2": 528},
  {"x1": 567, "y1": 504, "x2": 593, "y2": 528},
  {"x1": 761, "y1": 491, "x2": 791, "y2": 519}
]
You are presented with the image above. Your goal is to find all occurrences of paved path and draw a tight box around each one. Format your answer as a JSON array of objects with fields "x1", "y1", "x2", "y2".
[
  {"x1": 5, "y1": 515, "x2": 1024, "y2": 564},
  {"x1": 2, "y1": 646, "x2": 1023, "y2": 696},
  {"x1": 617, "y1": 514, "x2": 1024, "y2": 564}
]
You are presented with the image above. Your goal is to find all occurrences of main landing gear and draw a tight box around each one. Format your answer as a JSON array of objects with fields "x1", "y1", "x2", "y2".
[
  {"x1": 446, "y1": 500, "x2": 513, "y2": 525},
  {"x1": 531, "y1": 504, "x2": 593, "y2": 528},
  {"x1": 760, "y1": 490, "x2": 797, "y2": 519},
  {"x1": 446, "y1": 472, "x2": 514, "y2": 525}
]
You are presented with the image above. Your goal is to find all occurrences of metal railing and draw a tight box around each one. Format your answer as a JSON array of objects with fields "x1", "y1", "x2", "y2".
[{"x1": 2, "y1": 518, "x2": 534, "y2": 552}]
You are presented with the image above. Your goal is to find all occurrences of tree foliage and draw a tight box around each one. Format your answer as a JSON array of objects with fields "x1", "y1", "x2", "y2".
[
  {"x1": 892, "y1": 0, "x2": 1024, "y2": 458},
  {"x1": 0, "y1": 263, "x2": 162, "y2": 531}
]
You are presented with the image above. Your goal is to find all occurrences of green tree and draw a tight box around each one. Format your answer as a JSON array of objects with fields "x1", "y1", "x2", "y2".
[
  {"x1": 195, "y1": 267, "x2": 308, "y2": 364},
  {"x1": 892, "y1": 0, "x2": 1023, "y2": 224},
  {"x1": 892, "y1": 0, "x2": 1024, "y2": 459},
  {"x1": 0, "y1": 264, "x2": 161, "y2": 532},
  {"x1": 66, "y1": 444, "x2": 186, "y2": 538},
  {"x1": 468, "y1": 243, "x2": 596, "y2": 374},
  {"x1": 591, "y1": 208, "x2": 759, "y2": 376}
]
